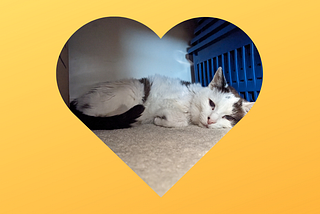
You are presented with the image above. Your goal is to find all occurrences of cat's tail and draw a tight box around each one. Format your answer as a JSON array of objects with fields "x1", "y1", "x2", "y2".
[{"x1": 69, "y1": 101, "x2": 145, "y2": 130}]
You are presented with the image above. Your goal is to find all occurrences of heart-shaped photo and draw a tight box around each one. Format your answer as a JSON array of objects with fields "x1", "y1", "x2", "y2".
[{"x1": 56, "y1": 17, "x2": 263, "y2": 196}]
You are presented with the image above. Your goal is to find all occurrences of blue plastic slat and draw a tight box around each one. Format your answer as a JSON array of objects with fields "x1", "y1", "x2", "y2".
[
  {"x1": 216, "y1": 57, "x2": 219, "y2": 72},
  {"x1": 250, "y1": 43, "x2": 257, "y2": 87},
  {"x1": 206, "y1": 60, "x2": 210, "y2": 83},
  {"x1": 202, "y1": 61, "x2": 207, "y2": 85},
  {"x1": 198, "y1": 63, "x2": 203, "y2": 86},
  {"x1": 221, "y1": 54, "x2": 225, "y2": 73},
  {"x1": 191, "y1": 20, "x2": 225, "y2": 45},
  {"x1": 242, "y1": 46, "x2": 248, "y2": 87},
  {"x1": 188, "y1": 24, "x2": 237, "y2": 54},
  {"x1": 234, "y1": 49, "x2": 240, "y2": 89},
  {"x1": 194, "y1": 63, "x2": 199, "y2": 83},
  {"x1": 244, "y1": 44, "x2": 253, "y2": 82},
  {"x1": 254, "y1": 46, "x2": 263, "y2": 79},
  {"x1": 194, "y1": 18, "x2": 213, "y2": 34},
  {"x1": 227, "y1": 52, "x2": 233, "y2": 85},
  {"x1": 237, "y1": 48, "x2": 245, "y2": 84},
  {"x1": 210, "y1": 59, "x2": 214, "y2": 81}
]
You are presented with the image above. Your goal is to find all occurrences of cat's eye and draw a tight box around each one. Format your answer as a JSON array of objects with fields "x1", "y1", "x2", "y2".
[
  {"x1": 209, "y1": 99, "x2": 215, "y2": 110},
  {"x1": 222, "y1": 115, "x2": 234, "y2": 121}
]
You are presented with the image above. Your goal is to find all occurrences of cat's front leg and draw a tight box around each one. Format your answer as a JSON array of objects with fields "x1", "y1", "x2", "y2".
[{"x1": 153, "y1": 112, "x2": 188, "y2": 128}]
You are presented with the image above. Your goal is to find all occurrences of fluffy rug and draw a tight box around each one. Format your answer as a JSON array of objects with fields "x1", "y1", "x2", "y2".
[{"x1": 93, "y1": 124, "x2": 230, "y2": 196}]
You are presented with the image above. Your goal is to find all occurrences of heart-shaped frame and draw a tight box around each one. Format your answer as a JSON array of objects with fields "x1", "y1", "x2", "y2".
[{"x1": 57, "y1": 17, "x2": 262, "y2": 196}]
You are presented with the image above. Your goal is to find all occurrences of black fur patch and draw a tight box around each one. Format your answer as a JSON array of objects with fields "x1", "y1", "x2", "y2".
[
  {"x1": 230, "y1": 99, "x2": 246, "y2": 126},
  {"x1": 228, "y1": 85, "x2": 241, "y2": 98},
  {"x1": 139, "y1": 78, "x2": 152, "y2": 103},
  {"x1": 218, "y1": 86, "x2": 231, "y2": 93},
  {"x1": 70, "y1": 101, "x2": 145, "y2": 130},
  {"x1": 180, "y1": 80, "x2": 191, "y2": 87},
  {"x1": 212, "y1": 81, "x2": 230, "y2": 94}
]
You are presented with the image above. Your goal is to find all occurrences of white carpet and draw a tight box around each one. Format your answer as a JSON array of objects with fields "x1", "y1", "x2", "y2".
[{"x1": 93, "y1": 124, "x2": 230, "y2": 196}]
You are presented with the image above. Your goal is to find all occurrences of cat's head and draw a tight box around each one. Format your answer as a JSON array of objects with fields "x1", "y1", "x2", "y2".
[{"x1": 190, "y1": 67, "x2": 254, "y2": 129}]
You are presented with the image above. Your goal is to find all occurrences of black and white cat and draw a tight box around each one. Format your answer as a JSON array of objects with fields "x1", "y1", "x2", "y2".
[{"x1": 70, "y1": 67, "x2": 254, "y2": 130}]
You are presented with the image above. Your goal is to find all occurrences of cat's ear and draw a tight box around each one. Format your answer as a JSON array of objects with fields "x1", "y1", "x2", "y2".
[
  {"x1": 209, "y1": 67, "x2": 228, "y2": 90},
  {"x1": 242, "y1": 101, "x2": 255, "y2": 113}
]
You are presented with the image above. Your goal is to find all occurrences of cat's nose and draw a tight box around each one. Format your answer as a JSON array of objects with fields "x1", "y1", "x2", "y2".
[{"x1": 207, "y1": 117, "x2": 216, "y2": 124}]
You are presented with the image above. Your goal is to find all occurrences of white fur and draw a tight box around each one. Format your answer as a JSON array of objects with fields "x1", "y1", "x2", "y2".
[{"x1": 137, "y1": 75, "x2": 197, "y2": 127}]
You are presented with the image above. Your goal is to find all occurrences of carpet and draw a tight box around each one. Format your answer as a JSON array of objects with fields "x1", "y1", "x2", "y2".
[{"x1": 93, "y1": 124, "x2": 230, "y2": 196}]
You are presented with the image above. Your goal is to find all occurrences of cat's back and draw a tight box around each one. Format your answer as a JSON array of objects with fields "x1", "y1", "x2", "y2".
[
  {"x1": 148, "y1": 74, "x2": 190, "y2": 98},
  {"x1": 142, "y1": 74, "x2": 194, "y2": 115}
]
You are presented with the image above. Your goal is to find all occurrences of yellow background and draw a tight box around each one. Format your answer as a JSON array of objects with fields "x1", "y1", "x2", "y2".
[{"x1": 1, "y1": 0, "x2": 320, "y2": 213}]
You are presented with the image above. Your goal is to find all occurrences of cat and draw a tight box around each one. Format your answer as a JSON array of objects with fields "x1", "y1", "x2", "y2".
[{"x1": 70, "y1": 67, "x2": 254, "y2": 130}]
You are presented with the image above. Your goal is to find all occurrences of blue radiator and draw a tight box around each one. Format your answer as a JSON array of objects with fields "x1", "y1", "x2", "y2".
[{"x1": 188, "y1": 18, "x2": 263, "y2": 102}]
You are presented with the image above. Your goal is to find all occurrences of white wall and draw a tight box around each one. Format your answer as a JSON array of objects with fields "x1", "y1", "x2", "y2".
[{"x1": 68, "y1": 17, "x2": 196, "y2": 100}]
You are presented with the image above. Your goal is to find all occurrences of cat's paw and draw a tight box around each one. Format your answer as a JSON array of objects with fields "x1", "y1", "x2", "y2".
[{"x1": 154, "y1": 116, "x2": 164, "y2": 126}]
